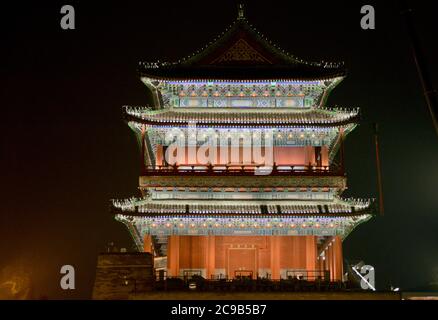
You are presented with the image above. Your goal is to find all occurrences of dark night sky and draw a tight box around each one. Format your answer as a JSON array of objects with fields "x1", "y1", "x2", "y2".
[{"x1": 1, "y1": 1, "x2": 438, "y2": 299}]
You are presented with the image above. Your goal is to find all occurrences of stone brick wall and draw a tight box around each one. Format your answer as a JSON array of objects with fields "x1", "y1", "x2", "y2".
[{"x1": 92, "y1": 253, "x2": 154, "y2": 300}]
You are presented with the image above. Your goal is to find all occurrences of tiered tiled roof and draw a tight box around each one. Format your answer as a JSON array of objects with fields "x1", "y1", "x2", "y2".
[
  {"x1": 124, "y1": 106, "x2": 359, "y2": 127},
  {"x1": 139, "y1": 15, "x2": 345, "y2": 81},
  {"x1": 111, "y1": 198, "x2": 374, "y2": 217}
]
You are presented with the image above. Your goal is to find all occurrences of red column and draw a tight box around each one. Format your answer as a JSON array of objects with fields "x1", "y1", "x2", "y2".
[
  {"x1": 270, "y1": 237, "x2": 280, "y2": 280},
  {"x1": 328, "y1": 244, "x2": 334, "y2": 281},
  {"x1": 156, "y1": 144, "x2": 163, "y2": 168},
  {"x1": 206, "y1": 236, "x2": 215, "y2": 279},
  {"x1": 318, "y1": 255, "x2": 323, "y2": 277},
  {"x1": 333, "y1": 236, "x2": 343, "y2": 281},
  {"x1": 168, "y1": 236, "x2": 180, "y2": 277},
  {"x1": 305, "y1": 236, "x2": 317, "y2": 281},
  {"x1": 143, "y1": 235, "x2": 152, "y2": 254}
]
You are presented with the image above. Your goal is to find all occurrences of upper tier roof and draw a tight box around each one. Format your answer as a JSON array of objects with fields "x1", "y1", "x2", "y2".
[{"x1": 139, "y1": 12, "x2": 345, "y2": 81}]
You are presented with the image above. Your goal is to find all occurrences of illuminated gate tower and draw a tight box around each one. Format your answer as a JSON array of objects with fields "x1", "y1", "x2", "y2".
[{"x1": 112, "y1": 6, "x2": 374, "y2": 281}]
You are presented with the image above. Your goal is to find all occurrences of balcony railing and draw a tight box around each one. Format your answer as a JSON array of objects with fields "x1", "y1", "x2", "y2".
[{"x1": 142, "y1": 164, "x2": 344, "y2": 176}]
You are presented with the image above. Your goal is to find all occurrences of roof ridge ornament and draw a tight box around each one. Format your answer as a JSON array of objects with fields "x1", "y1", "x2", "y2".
[{"x1": 237, "y1": 3, "x2": 245, "y2": 20}]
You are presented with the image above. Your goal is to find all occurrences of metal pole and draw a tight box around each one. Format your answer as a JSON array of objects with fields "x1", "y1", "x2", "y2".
[
  {"x1": 141, "y1": 126, "x2": 146, "y2": 174},
  {"x1": 373, "y1": 123, "x2": 385, "y2": 215},
  {"x1": 399, "y1": 0, "x2": 438, "y2": 137}
]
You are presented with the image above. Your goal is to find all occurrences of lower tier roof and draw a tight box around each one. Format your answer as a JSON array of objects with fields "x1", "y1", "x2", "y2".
[
  {"x1": 112, "y1": 197, "x2": 374, "y2": 250},
  {"x1": 112, "y1": 197, "x2": 374, "y2": 217},
  {"x1": 115, "y1": 212, "x2": 372, "y2": 251},
  {"x1": 124, "y1": 106, "x2": 359, "y2": 128}
]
